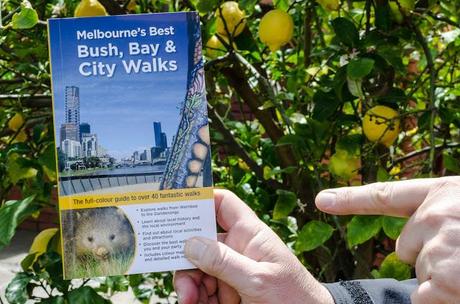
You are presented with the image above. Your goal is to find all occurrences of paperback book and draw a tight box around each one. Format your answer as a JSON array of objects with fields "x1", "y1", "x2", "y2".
[{"x1": 48, "y1": 12, "x2": 216, "y2": 279}]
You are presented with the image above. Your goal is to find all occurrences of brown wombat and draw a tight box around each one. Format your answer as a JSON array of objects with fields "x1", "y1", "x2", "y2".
[{"x1": 62, "y1": 206, "x2": 135, "y2": 276}]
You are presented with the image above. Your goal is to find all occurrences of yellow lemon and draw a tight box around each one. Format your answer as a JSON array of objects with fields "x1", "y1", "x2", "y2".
[
  {"x1": 74, "y1": 0, "x2": 108, "y2": 17},
  {"x1": 216, "y1": 1, "x2": 246, "y2": 37},
  {"x1": 29, "y1": 228, "x2": 59, "y2": 256},
  {"x1": 8, "y1": 113, "x2": 24, "y2": 132},
  {"x1": 205, "y1": 35, "x2": 236, "y2": 58},
  {"x1": 317, "y1": 0, "x2": 340, "y2": 11},
  {"x1": 329, "y1": 150, "x2": 360, "y2": 180},
  {"x1": 363, "y1": 105, "x2": 400, "y2": 147},
  {"x1": 13, "y1": 130, "x2": 28, "y2": 143},
  {"x1": 258, "y1": 9, "x2": 294, "y2": 51},
  {"x1": 127, "y1": 0, "x2": 137, "y2": 11}
]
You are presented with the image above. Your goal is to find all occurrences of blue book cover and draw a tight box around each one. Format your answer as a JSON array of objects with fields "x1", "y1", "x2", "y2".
[{"x1": 47, "y1": 12, "x2": 216, "y2": 279}]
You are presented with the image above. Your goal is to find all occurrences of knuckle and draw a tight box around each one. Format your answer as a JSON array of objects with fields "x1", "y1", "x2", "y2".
[
  {"x1": 248, "y1": 268, "x2": 275, "y2": 295},
  {"x1": 369, "y1": 182, "x2": 394, "y2": 212}
]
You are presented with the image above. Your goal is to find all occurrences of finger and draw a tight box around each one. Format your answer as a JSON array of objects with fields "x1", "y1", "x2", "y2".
[
  {"x1": 395, "y1": 212, "x2": 426, "y2": 265},
  {"x1": 174, "y1": 270, "x2": 203, "y2": 304},
  {"x1": 214, "y1": 189, "x2": 261, "y2": 231},
  {"x1": 217, "y1": 280, "x2": 240, "y2": 304},
  {"x1": 203, "y1": 274, "x2": 217, "y2": 296},
  {"x1": 199, "y1": 284, "x2": 208, "y2": 303},
  {"x1": 411, "y1": 280, "x2": 455, "y2": 304},
  {"x1": 315, "y1": 178, "x2": 441, "y2": 217},
  {"x1": 217, "y1": 232, "x2": 227, "y2": 242},
  {"x1": 184, "y1": 236, "x2": 261, "y2": 292}
]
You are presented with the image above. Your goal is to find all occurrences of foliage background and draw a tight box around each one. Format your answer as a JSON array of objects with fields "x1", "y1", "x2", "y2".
[{"x1": 0, "y1": 0, "x2": 459, "y2": 302}]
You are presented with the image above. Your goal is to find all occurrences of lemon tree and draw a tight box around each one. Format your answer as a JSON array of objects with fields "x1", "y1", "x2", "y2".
[{"x1": 1, "y1": 0, "x2": 460, "y2": 301}]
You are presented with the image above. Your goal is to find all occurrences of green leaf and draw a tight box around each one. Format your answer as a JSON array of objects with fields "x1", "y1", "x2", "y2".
[
  {"x1": 347, "y1": 58, "x2": 375, "y2": 80},
  {"x1": 377, "y1": 167, "x2": 390, "y2": 182},
  {"x1": 20, "y1": 253, "x2": 37, "y2": 271},
  {"x1": 443, "y1": 153, "x2": 460, "y2": 173},
  {"x1": 331, "y1": 17, "x2": 360, "y2": 48},
  {"x1": 7, "y1": 154, "x2": 38, "y2": 184},
  {"x1": 313, "y1": 90, "x2": 341, "y2": 120},
  {"x1": 5, "y1": 273, "x2": 34, "y2": 304},
  {"x1": 273, "y1": 190, "x2": 297, "y2": 220},
  {"x1": 295, "y1": 221, "x2": 334, "y2": 253},
  {"x1": 382, "y1": 216, "x2": 407, "y2": 240},
  {"x1": 0, "y1": 196, "x2": 38, "y2": 251},
  {"x1": 41, "y1": 296, "x2": 65, "y2": 304},
  {"x1": 375, "y1": 2, "x2": 391, "y2": 31},
  {"x1": 347, "y1": 79, "x2": 364, "y2": 98},
  {"x1": 195, "y1": 0, "x2": 218, "y2": 13},
  {"x1": 11, "y1": 3, "x2": 38, "y2": 29},
  {"x1": 273, "y1": 0, "x2": 289, "y2": 11},
  {"x1": 67, "y1": 286, "x2": 111, "y2": 304},
  {"x1": 347, "y1": 215, "x2": 382, "y2": 247},
  {"x1": 39, "y1": 143, "x2": 57, "y2": 180},
  {"x1": 378, "y1": 252, "x2": 412, "y2": 280}
]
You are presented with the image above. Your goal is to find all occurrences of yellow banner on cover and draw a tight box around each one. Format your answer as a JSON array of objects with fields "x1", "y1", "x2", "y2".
[{"x1": 59, "y1": 187, "x2": 214, "y2": 210}]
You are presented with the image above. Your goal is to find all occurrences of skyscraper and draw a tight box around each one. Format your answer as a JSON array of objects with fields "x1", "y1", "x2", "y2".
[
  {"x1": 65, "y1": 86, "x2": 80, "y2": 140},
  {"x1": 60, "y1": 123, "x2": 78, "y2": 144},
  {"x1": 161, "y1": 132, "x2": 167, "y2": 149},
  {"x1": 153, "y1": 121, "x2": 162, "y2": 148},
  {"x1": 79, "y1": 123, "x2": 91, "y2": 139}
]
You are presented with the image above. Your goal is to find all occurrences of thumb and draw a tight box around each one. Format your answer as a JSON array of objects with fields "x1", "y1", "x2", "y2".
[{"x1": 184, "y1": 237, "x2": 260, "y2": 292}]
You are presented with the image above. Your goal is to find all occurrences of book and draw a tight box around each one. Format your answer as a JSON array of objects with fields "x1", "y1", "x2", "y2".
[{"x1": 47, "y1": 12, "x2": 216, "y2": 279}]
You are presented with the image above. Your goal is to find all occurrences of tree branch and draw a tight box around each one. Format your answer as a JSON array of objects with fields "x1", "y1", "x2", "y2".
[
  {"x1": 98, "y1": 0, "x2": 126, "y2": 15},
  {"x1": 394, "y1": 142, "x2": 460, "y2": 164}
]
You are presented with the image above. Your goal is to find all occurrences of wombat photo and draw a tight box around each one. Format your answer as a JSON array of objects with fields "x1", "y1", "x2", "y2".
[{"x1": 61, "y1": 206, "x2": 136, "y2": 278}]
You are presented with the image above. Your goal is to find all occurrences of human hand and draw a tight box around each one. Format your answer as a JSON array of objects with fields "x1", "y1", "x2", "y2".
[
  {"x1": 174, "y1": 189, "x2": 334, "y2": 304},
  {"x1": 316, "y1": 176, "x2": 460, "y2": 304}
]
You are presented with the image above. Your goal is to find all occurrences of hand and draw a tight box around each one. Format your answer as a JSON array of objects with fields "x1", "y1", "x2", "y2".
[
  {"x1": 316, "y1": 176, "x2": 460, "y2": 304},
  {"x1": 174, "y1": 189, "x2": 334, "y2": 304}
]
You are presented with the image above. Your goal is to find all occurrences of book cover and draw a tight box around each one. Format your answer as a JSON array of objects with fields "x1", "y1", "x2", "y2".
[{"x1": 47, "y1": 12, "x2": 216, "y2": 279}]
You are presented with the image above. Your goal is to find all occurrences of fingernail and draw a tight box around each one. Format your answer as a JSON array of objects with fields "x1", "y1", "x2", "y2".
[
  {"x1": 317, "y1": 191, "x2": 336, "y2": 210},
  {"x1": 184, "y1": 237, "x2": 207, "y2": 261}
]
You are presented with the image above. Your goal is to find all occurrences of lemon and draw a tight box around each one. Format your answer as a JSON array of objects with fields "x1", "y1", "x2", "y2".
[
  {"x1": 74, "y1": 0, "x2": 108, "y2": 17},
  {"x1": 363, "y1": 105, "x2": 400, "y2": 147},
  {"x1": 13, "y1": 130, "x2": 28, "y2": 143},
  {"x1": 29, "y1": 228, "x2": 59, "y2": 256},
  {"x1": 216, "y1": 1, "x2": 246, "y2": 37},
  {"x1": 258, "y1": 9, "x2": 294, "y2": 51},
  {"x1": 206, "y1": 35, "x2": 235, "y2": 59},
  {"x1": 329, "y1": 150, "x2": 360, "y2": 180},
  {"x1": 127, "y1": 0, "x2": 137, "y2": 11},
  {"x1": 317, "y1": 0, "x2": 340, "y2": 11},
  {"x1": 8, "y1": 113, "x2": 24, "y2": 132}
]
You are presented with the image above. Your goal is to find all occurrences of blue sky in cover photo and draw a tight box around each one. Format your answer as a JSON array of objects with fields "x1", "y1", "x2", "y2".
[{"x1": 49, "y1": 13, "x2": 193, "y2": 160}]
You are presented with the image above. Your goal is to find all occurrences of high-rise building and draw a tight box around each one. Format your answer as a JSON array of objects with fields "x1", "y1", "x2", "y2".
[
  {"x1": 153, "y1": 121, "x2": 162, "y2": 148},
  {"x1": 60, "y1": 123, "x2": 78, "y2": 145},
  {"x1": 79, "y1": 123, "x2": 91, "y2": 139},
  {"x1": 161, "y1": 132, "x2": 167, "y2": 149},
  {"x1": 151, "y1": 147, "x2": 163, "y2": 159},
  {"x1": 62, "y1": 139, "x2": 81, "y2": 158},
  {"x1": 81, "y1": 134, "x2": 98, "y2": 157},
  {"x1": 65, "y1": 86, "x2": 80, "y2": 140}
]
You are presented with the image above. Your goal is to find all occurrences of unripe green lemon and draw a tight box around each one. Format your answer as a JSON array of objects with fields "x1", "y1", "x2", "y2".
[
  {"x1": 216, "y1": 1, "x2": 246, "y2": 37},
  {"x1": 74, "y1": 0, "x2": 107, "y2": 17},
  {"x1": 363, "y1": 105, "x2": 400, "y2": 147},
  {"x1": 329, "y1": 150, "x2": 360, "y2": 180},
  {"x1": 259, "y1": 9, "x2": 294, "y2": 52}
]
